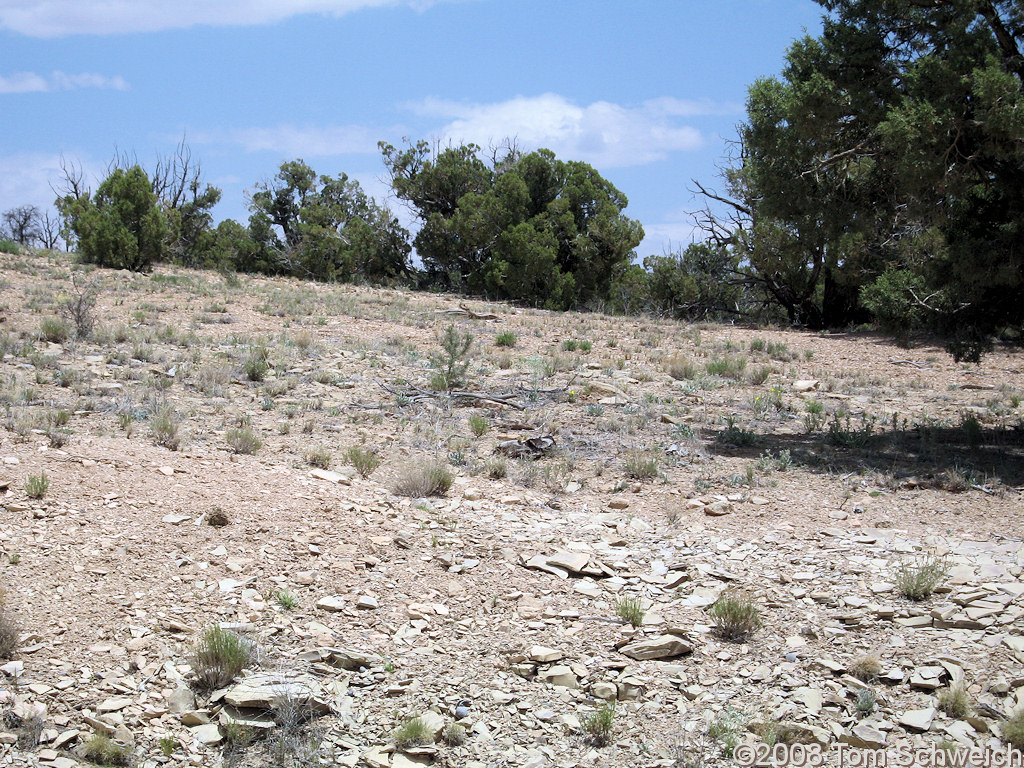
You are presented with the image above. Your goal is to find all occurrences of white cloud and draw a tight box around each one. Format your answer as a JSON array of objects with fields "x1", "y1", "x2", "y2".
[
  {"x1": 233, "y1": 125, "x2": 382, "y2": 157},
  {"x1": 194, "y1": 124, "x2": 386, "y2": 158},
  {"x1": 0, "y1": 152, "x2": 105, "y2": 212},
  {"x1": 0, "y1": 0, "x2": 465, "y2": 37},
  {"x1": 407, "y1": 93, "x2": 705, "y2": 168},
  {"x1": 0, "y1": 70, "x2": 128, "y2": 94}
]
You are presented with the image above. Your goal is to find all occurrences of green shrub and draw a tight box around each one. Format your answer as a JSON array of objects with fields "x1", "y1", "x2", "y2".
[
  {"x1": 665, "y1": 355, "x2": 698, "y2": 381},
  {"x1": 1004, "y1": 709, "x2": 1024, "y2": 749},
  {"x1": 582, "y1": 703, "x2": 615, "y2": 747},
  {"x1": 855, "y1": 688, "x2": 877, "y2": 714},
  {"x1": 494, "y1": 331, "x2": 517, "y2": 348},
  {"x1": 393, "y1": 458, "x2": 453, "y2": 497},
  {"x1": 705, "y1": 355, "x2": 747, "y2": 379},
  {"x1": 225, "y1": 426, "x2": 262, "y2": 454},
  {"x1": 59, "y1": 277, "x2": 99, "y2": 340},
  {"x1": 150, "y1": 405, "x2": 180, "y2": 450},
  {"x1": 468, "y1": 414, "x2": 489, "y2": 437},
  {"x1": 893, "y1": 553, "x2": 949, "y2": 601},
  {"x1": 191, "y1": 625, "x2": 253, "y2": 690},
  {"x1": 243, "y1": 345, "x2": 270, "y2": 382},
  {"x1": 345, "y1": 446, "x2": 381, "y2": 478},
  {"x1": 274, "y1": 590, "x2": 298, "y2": 611},
  {"x1": 24, "y1": 471, "x2": 49, "y2": 499},
  {"x1": 57, "y1": 165, "x2": 168, "y2": 272},
  {"x1": 747, "y1": 365, "x2": 772, "y2": 385},
  {"x1": 624, "y1": 450, "x2": 658, "y2": 479},
  {"x1": 0, "y1": 598, "x2": 19, "y2": 659},
  {"x1": 614, "y1": 596, "x2": 645, "y2": 628},
  {"x1": 484, "y1": 457, "x2": 507, "y2": 479},
  {"x1": 848, "y1": 654, "x2": 882, "y2": 681},
  {"x1": 158, "y1": 736, "x2": 180, "y2": 756},
  {"x1": 937, "y1": 683, "x2": 971, "y2": 718},
  {"x1": 440, "y1": 722, "x2": 467, "y2": 746},
  {"x1": 429, "y1": 324, "x2": 473, "y2": 390},
  {"x1": 393, "y1": 717, "x2": 433, "y2": 749},
  {"x1": 304, "y1": 446, "x2": 332, "y2": 469},
  {"x1": 707, "y1": 709, "x2": 745, "y2": 757},
  {"x1": 708, "y1": 590, "x2": 761, "y2": 641},
  {"x1": 83, "y1": 732, "x2": 131, "y2": 766},
  {"x1": 39, "y1": 317, "x2": 70, "y2": 343},
  {"x1": 0, "y1": 239, "x2": 20, "y2": 255}
]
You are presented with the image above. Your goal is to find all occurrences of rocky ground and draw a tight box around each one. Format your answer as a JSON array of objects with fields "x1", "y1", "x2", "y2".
[{"x1": 0, "y1": 250, "x2": 1021, "y2": 768}]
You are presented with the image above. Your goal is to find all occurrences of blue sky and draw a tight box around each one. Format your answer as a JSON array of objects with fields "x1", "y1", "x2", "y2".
[{"x1": 0, "y1": 0, "x2": 823, "y2": 259}]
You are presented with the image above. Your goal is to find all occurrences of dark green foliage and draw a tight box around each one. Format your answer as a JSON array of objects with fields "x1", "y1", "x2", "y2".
[
  {"x1": 242, "y1": 159, "x2": 411, "y2": 283},
  {"x1": 57, "y1": 166, "x2": 169, "y2": 271},
  {"x1": 380, "y1": 141, "x2": 643, "y2": 309},
  {"x1": 704, "y1": 0, "x2": 1024, "y2": 359},
  {"x1": 429, "y1": 324, "x2": 473, "y2": 391},
  {"x1": 643, "y1": 243, "x2": 743, "y2": 319}
]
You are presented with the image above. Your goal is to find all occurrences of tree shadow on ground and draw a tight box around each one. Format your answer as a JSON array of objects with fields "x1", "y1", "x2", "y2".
[{"x1": 707, "y1": 422, "x2": 1024, "y2": 488}]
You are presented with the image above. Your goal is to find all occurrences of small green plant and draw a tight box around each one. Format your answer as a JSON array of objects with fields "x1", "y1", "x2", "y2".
[
  {"x1": 805, "y1": 399, "x2": 824, "y2": 415},
  {"x1": 707, "y1": 709, "x2": 745, "y2": 757},
  {"x1": 304, "y1": 446, "x2": 332, "y2": 469},
  {"x1": 614, "y1": 595, "x2": 645, "y2": 628},
  {"x1": 24, "y1": 471, "x2": 49, "y2": 499},
  {"x1": 0, "y1": 598, "x2": 19, "y2": 659},
  {"x1": 749, "y1": 338, "x2": 766, "y2": 352},
  {"x1": 429, "y1": 324, "x2": 473, "y2": 390},
  {"x1": 756, "y1": 449, "x2": 792, "y2": 472},
  {"x1": 345, "y1": 446, "x2": 381, "y2": 478},
  {"x1": 484, "y1": 457, "x2": 507, "y2": 479},
  {"x1": 665, "y1": 355, "x2": 698, "y2": 381},
  {"x1": 243, "y1": 345, "x2": 270, "y2": 382},
  {"x1": 83, "y1": 733, "x2": 131, "y2": 766},
  {"x1": 624, "y1": 450, "x2": 659, "y2": 479},
  {"x1": 827, "y1": 412, "x2": 876, "y2": 449},
  {"x1": 468, "y1": 414, "x2": 489, "y2": 437},
  {"x1": 937, "y1": 683, "x2": 972, "y2": 718},
  {"x1": 494, "y1": 331, "x2": 517, "y2": 348},
  {"x1": 1004, "y1": 708, "x2": 1024, "y2": 749},
  {"x1": 39, "y1": 317, "x2": 70, "y2": 344},
  {"x1": 274, "y1": 590, "x2": 298, "y2": 611},
  {"x1": 705, "y1": 355, "x2": 747, "y2": 379},
  {"x1": 225, "y1": 426, "x2": 262, "y2": 454},
  {"x1": 960, "y1": 413, "x2": 983, "y2": 447},
  {"x1": 582, "y1": 702, "x2": 615, "y2": 747},
  {"x1": 562, "y1": 339, "x2": 579, "y2": 351},
  {"x1": 158, "y1": 736, "x2": 181, "y2": 756},
  {"x1": 441, "y1": 722, "x2": 467, "y2": 746},
  {"x1": 221, "y1": 721, "x2": 254, "y2": 750},
  {"x1": 150, "y1": 405, "x2": 180, "y2": 450},
  {"x1": 718, "y1": 417, "x2": 760, "y2": 447},
  {"x1": 747, "y1": 365, "x2": 772, "y2": 385},
  {"x1": 855, "y1": 688, "x2": 877, "y2": 715},
  {"x1": 393, "y1": 458, "x2": 453, "y2": 497},
  {"x1": 707, "y1": 590, "x2": 762, "y2": 641},
  {"x1": 893, "y1": 552, "x2": 950, "y2": 601},
  {"x1": 848, "y1": 654, "x2": 882, "y2": 681},
  {"x1": 393, "y1": 716, "x2": 433, "y2": 749},
  {"x1": 59, "y1": 275, "x2": 99, "y2": 339},
  {"x1": 191, "y1": 625, "x2": 254, "y2": 690}
]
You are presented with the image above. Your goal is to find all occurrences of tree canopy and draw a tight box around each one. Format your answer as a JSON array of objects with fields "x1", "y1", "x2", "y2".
[
  {"x1": 701, "y1": 0, "x2": 1024, "y2": 359},
  {"x1": 381, "y1": 141, "x2": 643, "y2": 310},
  {"x1": 56, "y1": 165, "x2": 168, "y2": 272},
  {"x1": 241, "y1": 159, "x2": 411, "y2": 283}
]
